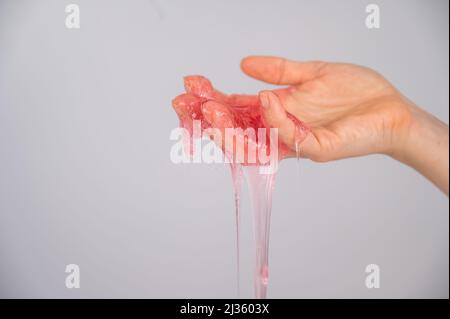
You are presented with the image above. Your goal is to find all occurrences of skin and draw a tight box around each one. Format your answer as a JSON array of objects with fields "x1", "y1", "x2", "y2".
[{"x1": 239, "y1": 56, "x2": 449, "y2": 194}]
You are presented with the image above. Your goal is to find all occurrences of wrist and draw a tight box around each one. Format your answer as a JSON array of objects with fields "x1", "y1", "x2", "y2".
[
  {"x1": 390, "y1": 102, "x2": 449, "y2": 193},
  {"x1": 389, "y1": 102, "x2": 422, "y2": 163},
  {"x1": 392, "y1": 103, "x2": 446, "y2": 162}
]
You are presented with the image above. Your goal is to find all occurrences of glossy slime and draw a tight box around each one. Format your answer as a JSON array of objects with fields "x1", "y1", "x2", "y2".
[{"x1": 172, "y1": 76, "x2": 309, "y2": 298}]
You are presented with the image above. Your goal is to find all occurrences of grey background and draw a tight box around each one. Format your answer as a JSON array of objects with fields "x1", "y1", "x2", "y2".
[{"x1": 0, "y1": 0, "x2": 448, "y2": 298}]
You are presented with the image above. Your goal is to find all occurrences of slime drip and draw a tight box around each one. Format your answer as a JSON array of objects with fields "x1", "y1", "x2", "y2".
[
  {"x1": 172, "y1": 76, "x2": 309, "y2": 298},
  {"x1": 243, "y1": 165, "x2": 275, "y2": 298},
  {"x1": 230, "y1": 163, "x2": 243, "y2": 297},
  {"x1": 229, "y1": 164, "x2": 275, "y2": 298}
]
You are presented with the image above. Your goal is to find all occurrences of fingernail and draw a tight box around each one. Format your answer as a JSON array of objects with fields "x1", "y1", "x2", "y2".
[{"x1": 260, "y1": 92, "x2": 270, "y2": 108}]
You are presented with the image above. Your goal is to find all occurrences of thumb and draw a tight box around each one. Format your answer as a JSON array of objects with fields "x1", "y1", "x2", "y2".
[
  {"x1": 258, "y1": 90, "x2": 298, "y2": 149},
  {"x1": 241, "y1": 56, "x2": 326, "y2": 85}
]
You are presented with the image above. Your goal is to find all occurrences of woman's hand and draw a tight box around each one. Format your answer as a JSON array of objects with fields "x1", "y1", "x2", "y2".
[
  {"x1": 242, "y1": 56, "x2": 448, "y2": 194},
  {"x1": 242, "y1": 56, "x2": 412, "y2": 161}
]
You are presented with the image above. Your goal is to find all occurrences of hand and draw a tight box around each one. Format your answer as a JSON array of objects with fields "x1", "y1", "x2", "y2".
[
  {"x1": 241, "y1": 56, "x2": 412, "y2": 162},
  {"x1": 242, "y1": 56, "x2": 448, "y2": 194}
]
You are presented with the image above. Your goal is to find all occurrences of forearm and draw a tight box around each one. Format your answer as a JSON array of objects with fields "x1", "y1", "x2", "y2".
[{"x1": 392, "y1": 104, "x2": 449, "y2": 195}]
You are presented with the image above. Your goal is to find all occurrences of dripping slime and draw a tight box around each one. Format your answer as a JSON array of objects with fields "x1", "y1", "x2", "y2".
[
  {"x1": 172, "y1": 76, "x2": 309, "y2": 298},
  {"x1": 230, "y1": 162, "x2": 243, "y2": 297}
]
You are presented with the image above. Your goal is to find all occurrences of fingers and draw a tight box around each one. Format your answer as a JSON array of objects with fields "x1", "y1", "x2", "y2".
[
  {"x1": 184, "y1": 75, "x2": 214, "y2": 98},
  {"x1": 176, "y1": 75, "x2": 315, "y2": 162},
  {"x1": 201, "y1": 100, "x2": 234, "y2": 129},
  {"x1": 184, "y1": 75, "x2": 229, "y2": 103},
  {"x1": 227, "y1": 94, "x2": 260, "y2": 108},
  {"x1": 201, "y1": 101, "x2": 235, "y2": 157},
  {"x1": 171, "y1": 93, "x2": 204, "y2": 129},
  {"x1": 201, "y1": 101, "x2": 258, "y2": 164},
  {"x1": 241, "y1": 56, "x2": 327, "y2": 85}
]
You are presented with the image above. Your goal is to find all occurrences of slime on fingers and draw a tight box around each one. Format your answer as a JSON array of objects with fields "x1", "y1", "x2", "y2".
[{"x1": 172, "y1": 75, "x2": 309, "y2": 298}]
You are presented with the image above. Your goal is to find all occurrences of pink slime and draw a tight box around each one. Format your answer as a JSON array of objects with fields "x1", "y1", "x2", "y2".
[{"x1": 172, "y1": 75, "x2": 309, "y2": 298}]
